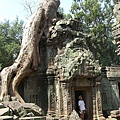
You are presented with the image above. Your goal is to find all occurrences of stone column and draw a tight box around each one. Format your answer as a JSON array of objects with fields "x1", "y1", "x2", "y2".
[
  {"x1": 61, "y1": 81, "x2": 72, "y2": 118},
  {"x1": 92, "y1": 86, "x2": 97, "y2": 120},
  {"x1": 66, "y1": 82, "x2": 72, "y2": 116},
  {"x1": 96, "y1": 81, "x2": 105, "y2": 120},
  {"x1": 47, "y1": 68, "x2": 56, "y2": 116},
  {"x1": 55, "y1": 77, "x2": 60, "y2": 116},
  {"x1": 61, "y1": 82, "x2": 67, "y2": 117}
]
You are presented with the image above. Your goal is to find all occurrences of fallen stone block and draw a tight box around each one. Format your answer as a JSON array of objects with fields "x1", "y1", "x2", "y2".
[
  {"x1": 22, "y1": 103, "x2": 43, "y2": 116},
  {"x1": 0, "y1": 116, "x2": 13, "y2": 119},
  {"x1": 0, "y1": 108, "x2": 9, "y2": 116},
  {"x1": 2, "y1": 101, "x2": 27, "y2": 117},
  {"x1": 1, "y1": 101, "x2": 43, "y2": 119},
  {"x1": 19, "y1": 116, "x2": 46, "y2": 120},
  {"x1": 110, "y1": 109, "x2": 120, "y2": 118},
  {"x1": 111, "y1": 110, "x2": 120, "y2": 115},
  {"x1": 0, "y1": 103, "x2": 5, "y2": 108},
  {"x1": 69, "y1": 110, "x2": 81, "y2": 120}
]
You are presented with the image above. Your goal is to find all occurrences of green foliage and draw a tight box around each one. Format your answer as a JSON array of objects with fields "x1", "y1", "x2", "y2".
[
  {"x1": 63, "y1": 13, "x2": 72, "y2": 19},
  {"x1": 70, "y1": 0, "x2": 119, "y2": 66},
  {"x1": 0, "y1": 18, "x2": 24, "y2": 70},
  {"x1": 57, "y1": 7, "x2": 72, "y2": 19}
]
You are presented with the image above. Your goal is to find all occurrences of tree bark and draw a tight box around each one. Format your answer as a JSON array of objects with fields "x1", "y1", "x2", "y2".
[{"x1": 0, "y1": 0, "x2": 60, "y2": 103}]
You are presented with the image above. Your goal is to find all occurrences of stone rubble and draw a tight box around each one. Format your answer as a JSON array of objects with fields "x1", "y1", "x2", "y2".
[{"x1": 0, "y1": 101, "x2": 45, "y2": 120}]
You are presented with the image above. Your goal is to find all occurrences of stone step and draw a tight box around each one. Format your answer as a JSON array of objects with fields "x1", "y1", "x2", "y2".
[
  {"x1": 0, "y1": 108, "x2": 9, "y2": 116},
  {"x1": 0, "y1": 116, "x2": 13, "y2": 119},
  {"x1": 0, "y1": 103, "x2": 5, "y2": 108},
  {"x1": 19, "y1": 116, "x2": 46, "y2": 120}
]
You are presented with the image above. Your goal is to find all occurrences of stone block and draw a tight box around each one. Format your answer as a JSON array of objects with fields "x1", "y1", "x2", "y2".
[{"x1": 0, "y1": 108, "x2": 9, "y2": 116}]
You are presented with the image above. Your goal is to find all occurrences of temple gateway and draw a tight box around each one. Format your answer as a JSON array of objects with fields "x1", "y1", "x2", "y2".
[
  {"x1": 19, "y1": 19, "x2": 104, "y2": 119},
  {"x1": 18, "y1": 18, "x2": 120, "y2": 120}
]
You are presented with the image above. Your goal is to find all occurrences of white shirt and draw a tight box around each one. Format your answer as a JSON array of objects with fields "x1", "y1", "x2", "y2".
[{"x1": 78, "y1": 100, "x2": 85, "y2": 111}]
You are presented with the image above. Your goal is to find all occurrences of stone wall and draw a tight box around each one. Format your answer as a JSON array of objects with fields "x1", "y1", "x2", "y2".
[
  {"x1": 46, "y1": 18, "x2": 104, "y2": 119},
  {"x1": 112, "y1": 2, "x2": 120, "y2": 56},
  {"x1": 101, "y1": 66, "x2": 120, "y2": 117}
]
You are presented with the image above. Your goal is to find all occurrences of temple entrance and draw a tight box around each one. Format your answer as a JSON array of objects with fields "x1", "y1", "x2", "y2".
[
  {"x1": 74, "y1": 88, "x2": 92, "y2": 120},
  {"x1": 118, "y1": 82, "x2": 120, "y2": 100},
  {"x1": 75, "y1": 90, "x2": 84, "y2": 113}
]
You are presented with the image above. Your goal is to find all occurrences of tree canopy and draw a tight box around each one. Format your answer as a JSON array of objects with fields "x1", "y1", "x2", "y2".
[
  {"x1": 69, "y1": 0, "x2": 119, "y2": 66},
  {"x1": 0, "y1": 18, "x2": 24, "y2": 70}
]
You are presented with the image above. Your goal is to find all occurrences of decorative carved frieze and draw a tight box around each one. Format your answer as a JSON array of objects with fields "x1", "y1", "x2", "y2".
[
  {"x1": 51, "y1": 19, "x2": 101, "y2": 81},
  {"x1": 112, "y1": 2, "x2": 120, "y2": 56},
  {"x1": 106, "y1": 66, "x2": 120, "y2": 78}
]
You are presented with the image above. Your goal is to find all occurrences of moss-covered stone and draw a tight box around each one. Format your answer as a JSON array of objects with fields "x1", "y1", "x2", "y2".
[{"x1": 49, "y1": 18, "x2": 101, "y2": 81}]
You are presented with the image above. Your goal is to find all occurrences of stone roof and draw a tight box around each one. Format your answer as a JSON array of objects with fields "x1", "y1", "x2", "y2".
[{"x1": 48, "y1": 19, "x2": 101, "y2": 81}]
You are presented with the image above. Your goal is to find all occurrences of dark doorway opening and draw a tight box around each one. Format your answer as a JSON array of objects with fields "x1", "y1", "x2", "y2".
[
  {"x1": 118, "y1": 82, "x2": 120, "y2": 100},
  {"x1": 18, "y1": 80, "x2": 24, "y2": 99},
  {"x1": 75, "y1": 90, "x2": 84, "y2": 113},
  {"x1": 75, "y1": 90, "x2": 90, "y2": 120}
]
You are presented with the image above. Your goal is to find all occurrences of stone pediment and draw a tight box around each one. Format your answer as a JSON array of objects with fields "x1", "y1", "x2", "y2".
[
  {"x1": 53, "y1": 37, "x2": 101, "y2": 81},
  {"x1": 47, "y1": 19, "x2": 101, "y2": 81},
  {"x1": 106, "y1": 66, "x2": 120, "y2": 78}
]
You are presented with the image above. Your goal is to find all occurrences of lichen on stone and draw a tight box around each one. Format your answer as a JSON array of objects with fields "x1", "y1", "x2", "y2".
[{"x1": 49, "y1": 18, "x2": 101, "y2": 81}]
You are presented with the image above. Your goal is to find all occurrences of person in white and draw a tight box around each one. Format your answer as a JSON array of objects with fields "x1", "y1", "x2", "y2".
[{"x1": 78, "y1": 95, "x2": 86, "y2": 120}]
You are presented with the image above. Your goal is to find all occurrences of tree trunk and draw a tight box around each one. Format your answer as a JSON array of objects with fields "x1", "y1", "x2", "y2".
[{"x1": 0, "y1": 0, "x2": 60, "y2": 103}]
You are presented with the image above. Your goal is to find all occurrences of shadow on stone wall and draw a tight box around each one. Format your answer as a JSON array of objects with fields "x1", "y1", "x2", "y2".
[{"x1": 101, "y1": 67, "x2": 120, "y2": 118}]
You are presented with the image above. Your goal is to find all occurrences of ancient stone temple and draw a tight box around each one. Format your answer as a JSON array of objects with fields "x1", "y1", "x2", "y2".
[
  {"x1": 0, "y1": 0, "x2": 120, "y2": 120},
  {"x1": 112, "y1": 6, "x2": 120, "y2": 110},
  {"x1": 112, "y1": 2, "x2": 120, "y2": 56},
  {"x1": 18, "y1": 18, "x2": 105, "y2": 120}
]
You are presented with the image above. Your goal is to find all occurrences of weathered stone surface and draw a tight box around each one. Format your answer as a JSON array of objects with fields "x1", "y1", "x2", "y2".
[
  {"x1": 106, "y1": 67, "x2": 120, "y2": 77},
  {"x1": 0, "y1": 116, "x2": 13, "y2": 119},
  {"x1": 1, "y1": 0, "x2": 119, "y2": 120},
  {"x1": 106, "y1": 110, "x2": 120, "y2": 120},
  {"x1": 110, "y1": 110, "x2": 120, "y2": 118},
  {"x1": 1, "y1": 101, "x2": 43, "y2": 118},
  {"x1": 69, "y1": 110, "x2": 81, "y2": 120},
  {"x1": 50, "y1": 19, "x2": 101, "y2": 81},
  {"x1": 2, "y1": 101, "x2": 27, "y2": 117},
  {"x1": 46, "y1": 17, "x2": 104, "y2": 119},
  {"x1": 0, "y1": 102, "x2": 5, "y2": 108},
  {"x1": 0, "y1": 108, "x2": 9, "y2": 116},
  {"x1": 112, "y1": 2, "x2": 120, "y2": 56},
  {"x1": 22, "y1": 103, "x2": 43, "y2": 116},
  {"x1": 3, "y1": 95, "x2": 10, "y2": 102},
  {"x1": 111, "y1": 110, "x2": 120, "y2": 115},
  {"x1": 19, "y1": 116, "x2": 45, "y2": 120},
  {"x1": 107, "y1": 117, "x2": 117, "y2": 120}
]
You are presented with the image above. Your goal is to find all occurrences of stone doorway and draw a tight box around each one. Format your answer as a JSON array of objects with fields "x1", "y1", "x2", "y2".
[
  {"x1": 118, "y1": 82, "x2": 120, "y2": 100},
  {"x1": 74, "y1": 88, "x2": 92, "y2": 120}
]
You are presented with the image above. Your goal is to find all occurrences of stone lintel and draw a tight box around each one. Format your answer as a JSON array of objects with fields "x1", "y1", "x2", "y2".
[{"x1": 106, "y1": 66, "x2": 120, "y2": 78}]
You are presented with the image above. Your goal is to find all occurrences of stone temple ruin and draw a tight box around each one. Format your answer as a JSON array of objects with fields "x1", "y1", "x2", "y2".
[{"x1": 0, "y1": 0, "x2": 120, "y2": 120}]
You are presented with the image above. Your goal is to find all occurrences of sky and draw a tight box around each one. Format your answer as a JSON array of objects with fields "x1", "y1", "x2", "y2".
[{"x1": 0, "y1": 0, "x2": 73, "y2": 22}]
